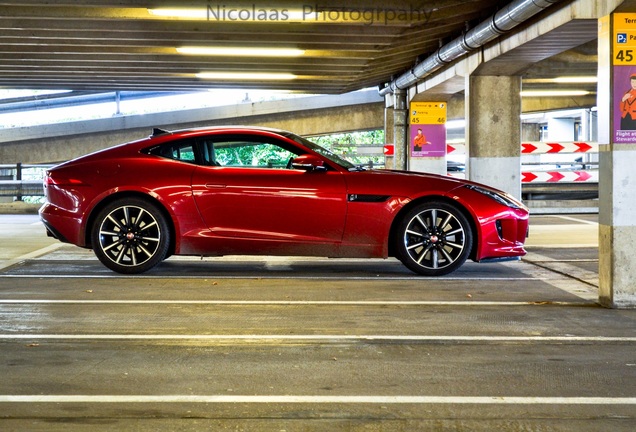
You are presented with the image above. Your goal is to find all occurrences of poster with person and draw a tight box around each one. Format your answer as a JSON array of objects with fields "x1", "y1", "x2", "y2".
[{"x1": 410, "y1": 102, "x2": 446, "y2": 157}]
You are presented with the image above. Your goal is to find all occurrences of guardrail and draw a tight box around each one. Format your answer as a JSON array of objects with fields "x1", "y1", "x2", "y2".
[
  {"x1": 0, "y1": 163, "x2": 51, "y2": 200},
  {"x1": 519, "y1": 141, "x2": 598, "y2": 213},
  {"x1": 0, "y1": 180, "x2": 45, "y2": 198}
]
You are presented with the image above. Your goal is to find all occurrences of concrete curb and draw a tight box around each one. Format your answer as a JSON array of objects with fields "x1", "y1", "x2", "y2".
[{"x1": 0, "y1": 202, "x2": 41, "y2": 215}]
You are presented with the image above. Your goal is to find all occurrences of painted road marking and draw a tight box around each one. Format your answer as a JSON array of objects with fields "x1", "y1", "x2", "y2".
[
  {"x1": 1, "y1": 335, "x2": 634, "y2": 342},
  {"x1": 0, "y1": 300, "x2": 591, "y2": 306},
  {"x1": 0, "y1": 395, "x2": 634, "y2": 404},
  {"x1": 0, "y1": 274, "x2": 543, "y2": 281},
  {"x1": 555, "y1": 215, "x2": 599, "y2": 225},
  {"x1": 0, "y1": 243, "x2": 65, "y2": 271}
]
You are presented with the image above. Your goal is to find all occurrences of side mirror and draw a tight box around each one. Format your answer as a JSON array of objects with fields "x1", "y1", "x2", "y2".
[{"x1": 291, "y1": 154, "x2": 327, "y2": 172}]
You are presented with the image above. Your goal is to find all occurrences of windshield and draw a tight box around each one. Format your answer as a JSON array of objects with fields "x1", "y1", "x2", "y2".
[{"x1": 282, "y1": 132, "x2": 356, "y2": 170}]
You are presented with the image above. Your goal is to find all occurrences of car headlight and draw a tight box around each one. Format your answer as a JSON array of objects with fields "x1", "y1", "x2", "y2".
[{"x1": 464, "y1": 184, "x2": 526, "y2": 210}]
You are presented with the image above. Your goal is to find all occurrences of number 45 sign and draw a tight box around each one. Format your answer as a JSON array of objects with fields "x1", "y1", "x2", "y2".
[{"x1": 614, "y1": 14, "x2": 636, "y2": 65}]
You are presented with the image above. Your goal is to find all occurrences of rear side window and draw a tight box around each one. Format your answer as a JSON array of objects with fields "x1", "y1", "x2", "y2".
[{"x1": 147, "y1": 139, "x2": 197, "y2": 164}]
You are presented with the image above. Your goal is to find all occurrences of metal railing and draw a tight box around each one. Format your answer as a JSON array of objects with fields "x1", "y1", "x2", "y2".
[{"x1": 0, "y1": 163, "x2": 51, "y2": 200}]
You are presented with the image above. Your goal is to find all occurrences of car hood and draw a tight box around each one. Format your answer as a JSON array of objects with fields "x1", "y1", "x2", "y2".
[{"x1": 345, "y1": 168, "x2": 518, "y2": 201}]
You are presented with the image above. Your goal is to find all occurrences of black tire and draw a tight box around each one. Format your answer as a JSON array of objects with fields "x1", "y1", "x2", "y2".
[
  {"x1": 396, "y1": 201, "x2": 472, "y2": 276},
  {"x1": 91, "y1": 198, "x2": 170, "y2": 274}
]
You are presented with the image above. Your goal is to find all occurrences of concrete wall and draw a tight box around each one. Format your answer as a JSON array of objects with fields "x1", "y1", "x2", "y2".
[{"x1": 0, "y1": 91, "x2": 384, "y2": 164}]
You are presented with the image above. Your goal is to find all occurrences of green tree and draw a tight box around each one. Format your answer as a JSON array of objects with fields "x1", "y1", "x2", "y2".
[{"x1": 309, "y1": 130, "x2": 385, "y2": 167}]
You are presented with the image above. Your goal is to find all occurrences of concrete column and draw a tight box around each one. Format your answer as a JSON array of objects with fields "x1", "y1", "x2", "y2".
[
  {"x1": 384, "y1": 102, "x2": 395, "y2": 170},
  {"x1": 393, "y1": 89, "x2": 408, "y2": 171},
  {"x1": 521, "y1": 123, "x2": 540, "y2": 141},
  {"x1": 466, "y1": 75, "x2": 522, "y2": 199},
  {"x1": 597, "y1": 14, "x2": 636, "y2": 308}
]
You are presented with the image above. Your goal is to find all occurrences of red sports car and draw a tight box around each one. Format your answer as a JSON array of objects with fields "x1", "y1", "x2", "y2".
[{"x1": 40, "y1": 126, "x2": 528, "y2": 276}]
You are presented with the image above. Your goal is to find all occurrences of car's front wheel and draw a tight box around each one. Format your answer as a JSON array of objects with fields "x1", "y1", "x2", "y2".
[
  {"x1": 396, "y1": 201, "x2": 472, "y2": 276},
  {"x1": 91, "y1": 198, "x2": 170, "y2": 274}
]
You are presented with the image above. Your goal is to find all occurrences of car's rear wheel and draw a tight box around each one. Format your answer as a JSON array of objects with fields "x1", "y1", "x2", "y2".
[
  {"x1": 91, "y1": 198, "x2": 170, "y2": 274},
  {"x1": 396, "y1": 201, "x2": 472, "y2": 276}
]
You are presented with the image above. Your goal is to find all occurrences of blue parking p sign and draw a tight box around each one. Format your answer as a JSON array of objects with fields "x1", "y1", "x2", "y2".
[{"x1": 618, "y1": 33, "x2": 628, "y2": 44}]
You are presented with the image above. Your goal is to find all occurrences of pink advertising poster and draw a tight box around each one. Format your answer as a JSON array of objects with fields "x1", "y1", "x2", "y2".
[
  {"x1": 410, "y1": 102, "x2": 446, "y2": 157},
  {"x1": 614, "y1": 67, "x2": 636, "y2": 142}
]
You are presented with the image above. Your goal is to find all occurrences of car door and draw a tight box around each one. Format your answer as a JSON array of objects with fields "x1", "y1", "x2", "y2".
[{"x1": 190, "y1": 135, "x2": 348, "y2": 249}]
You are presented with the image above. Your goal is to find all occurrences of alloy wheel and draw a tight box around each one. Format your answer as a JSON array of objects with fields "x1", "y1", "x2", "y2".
[
  {"x1": 402, "y1": 207, "x2": 468, "y2": 272},
  {"x1": 97, "y1": 204, "x2": 162, "y2": 268}
]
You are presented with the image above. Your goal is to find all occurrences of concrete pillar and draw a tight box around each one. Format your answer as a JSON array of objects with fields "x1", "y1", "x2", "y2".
[
  {"x1": 393, "y1": 89, "x2": 408, "y2": 171},
  {"x1": 466, "y1": 75, "x2": 522, "y2": 199},
  {"x1": 384, "y1": 102, "x2": 395, "y2": 170},
  {"x1": 597, "y1": 14, "x2": 636, "y2": 308},
  {"x1": 521, "y1": 123, "x2": 540, "y2": 142},
  {"x1": 581, "y1": 109, "x2": 592, "y2": 141}
]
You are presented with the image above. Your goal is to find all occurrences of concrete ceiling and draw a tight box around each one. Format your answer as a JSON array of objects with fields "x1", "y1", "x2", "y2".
[{"x1": 0, "y1": 0, "x2": 600, "y2": 95}]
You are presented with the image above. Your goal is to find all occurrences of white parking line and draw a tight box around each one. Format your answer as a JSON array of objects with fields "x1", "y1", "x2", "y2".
[
  {"x1": 0, "y1": 300, "x2": 588, "y2": 306},
  {"x1": 0, "y1": 243, "x2": 65, "y2": 271},
  {"x1": 1, "y1": 334, "x2": 634, "y2": 342},
  {"x1": 0, "y1": 274, "x2": 543, "y2": 281},
  {"x1": 554, "y1": 215, "x2": 599, "y2": 225},
  {"x1": 0, "y1": 395, "x2": 634, "y2": 405}
]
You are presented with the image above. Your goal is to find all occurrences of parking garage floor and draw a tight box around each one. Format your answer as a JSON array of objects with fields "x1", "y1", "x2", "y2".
[{"x1": 0, "y1": 213, "x2": 634, "y2": 431}]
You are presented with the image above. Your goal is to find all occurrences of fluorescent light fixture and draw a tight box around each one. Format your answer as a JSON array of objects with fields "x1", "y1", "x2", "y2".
[
  {"x1": 178, "y1": 47, "x2": 305, "y2": 57},
  {"x1": 521, "y1": 108, "x2": 590, "y2": 121},
  {"x1": 520, "y1": 90, "x2": 591, "y2": 97},
  {"x1": 289, "y1": 10, "x2": 318, "y2": 20},
  {"x1": 148, "y1": 8, "x2": 207, "y2": 19},
  {"x1": 148, "y1": 8, "x2": 318, "y2": 21},
  {"x1": 552, "y1": 76, "x2": 598, "y2": 83},
  {"x1": 523, "y1": 76, "x2": 598, "y2": 84},
  {"x1": 196, "y1": 72, "x2": 297, "y2": 80}
]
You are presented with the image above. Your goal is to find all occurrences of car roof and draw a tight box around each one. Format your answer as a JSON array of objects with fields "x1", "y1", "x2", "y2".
[
  {"x1": 151, "y1": 125, "x2": 292, "y2": 138},
  {"x1": 53, "y1": 126, "x2": 304, "y2": 170}
]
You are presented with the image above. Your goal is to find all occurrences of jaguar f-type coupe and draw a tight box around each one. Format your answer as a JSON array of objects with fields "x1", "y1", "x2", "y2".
[{"x1": 40, "y1": 126, "x2": 528, "y2": 275}]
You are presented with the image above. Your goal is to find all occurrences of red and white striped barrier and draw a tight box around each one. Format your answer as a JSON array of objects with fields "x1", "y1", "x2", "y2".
[
  {"x1": 521, "y1": 142, "x2": 598, "y2": 154},
  {"x1": 447, "y1": 142, "x2": 598, "y2": 155},
  {"x1": 521, "y1": 170, "x2": 598, "y2": 183}
]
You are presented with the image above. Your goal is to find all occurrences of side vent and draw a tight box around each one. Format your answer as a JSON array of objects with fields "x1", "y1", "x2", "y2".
[{"x1": 348, "y1": 194, "x2": 390, "y2": 203}]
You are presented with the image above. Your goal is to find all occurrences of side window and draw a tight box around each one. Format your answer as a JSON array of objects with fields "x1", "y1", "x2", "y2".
[
  {"x1": 214, "y1": 140, "x2": 296, "y2": 168},
  {"x1": 146, "y1": 135, "x2": 300, "y2": 168},
  {"x1": 172, "y1": 144, "x2": 196, "y2": 162},
  {"x1": 148, "y1": 140, "x2": 197, "y2": 163}
]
